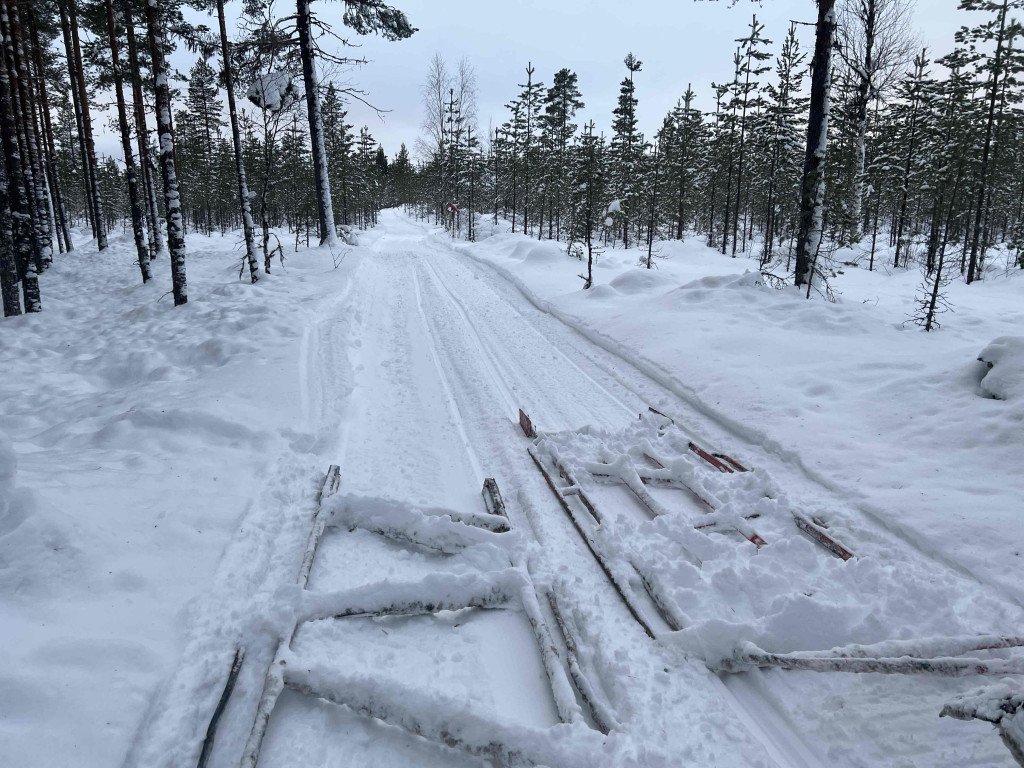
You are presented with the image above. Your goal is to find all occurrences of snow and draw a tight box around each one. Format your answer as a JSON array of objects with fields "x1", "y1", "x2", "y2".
[
  {"x1": 4, "y1": 211, "x2": 1024, "y2": 768},
  {"x1": 246, "y1": 72, "x2": 300, "y2": 113},
  {"x1": 978, "y1": 336, "x2": 1024, "y2": 401},
  {"x1": 459, "y1": 230, "x2": 1024, "y2": 607},
  {"x1": 0, "y1": 227, "x2": 355, "y2": 768}
]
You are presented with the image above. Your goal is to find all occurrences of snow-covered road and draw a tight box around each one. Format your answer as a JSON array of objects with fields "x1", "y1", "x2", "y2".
[
  {"x1": 6, "y1": 213, "x2": 1019, "y2": 768},
  {"x1": 243, "y1": 211, "x2": 1020, "y2": 767}
]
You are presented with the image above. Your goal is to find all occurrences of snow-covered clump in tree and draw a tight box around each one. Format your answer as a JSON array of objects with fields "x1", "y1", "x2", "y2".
[
  {"x1": 246, "y1": 72, "x2": 301, "y2": 113},
  {"x1": 978, "y1": 337, "x2": 1024, "y2": 401}
]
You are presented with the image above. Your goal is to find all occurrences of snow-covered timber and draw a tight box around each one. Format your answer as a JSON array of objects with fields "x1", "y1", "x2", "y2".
[
  {"x1": 644, "y1": 407, "x2": 856, "y2": 560},
  {"x1": 237, "y1": 465, "x2": 342, "y2": 768},
  {"x1": 528, "y1": 444, "x2": 658, "y2": 638},
  {"x1": 941, "y1": 684, "x2": 1024, "y2": 767},
  {"x1": 518, "y1": 577, "x2": 586, "y2": 727},
  {"x1": 281, "y1": 660, "x2": 599, "y2": 768},
  {"x1": 546, "y1": 589, "x2": 620, "y2": 734},
  {"x1": 719, "y1": 651, "x2": 1024, "y2": 676}
]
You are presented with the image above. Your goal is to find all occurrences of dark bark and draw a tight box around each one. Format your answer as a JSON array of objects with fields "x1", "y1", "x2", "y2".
[
  {"x1": 67, "y1": 0, "x2": 106, "y2": 249},
  {"x1": 0, "y1": 0, "x2": 37, "y2": 311},
  {"x1": 123, "y1": 1, "x2": 162, "y2": 260},
  {"x1": 296, "y1": 0, "x2": 336, "y2": 245},
  {"x1": 794, "y1": 0, "x2": 836, "y2": 289},
  {"x1": 216, "y1": 0, "x2": 259, "y2": 282},
  {"x1": 103, "y1": 0, "x2": 149, "y2": 282},
  {"x1": 27, "y1": 0, "x2": 71, "y2": 254},
  {"x1": 56, "y1": 0, "x2": 94, "y2": 236},
  {"x1": 145, "y1": 0, "x2": 186, "y2": 305},
  {"x1": 967, "y1": 0, "x2": 1009, "y2": 284},
  {"x1": 4, "y1": 0, "x2": 47, "y2": 271},
  {"x1": 0, "y1": 159, "x2": 18, "y2": 315},
  {"x1": 14, "y1": 0, "x2": 53, "y2": 266}
]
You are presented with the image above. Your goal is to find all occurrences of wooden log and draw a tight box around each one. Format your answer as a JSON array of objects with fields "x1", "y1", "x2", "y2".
[
  {"x1": 237, "y1": 465, "x2": 343, "y2": 768},
  {"x1": 528, "y1": 446, "x2": 656, "y2": 639},
  {"x1": 519, "y1": 408, "x2": 536, "y2": 439},
  {"x1": 942, "y1": 695, "x2": 1024, "y2": 767},
  {"x1": 720, "y1": 652, "x2": 1024, "y2": 677},
  {"x1": 547, "y1": 589, "x2": 619, "y2": 735},
  {"x1": 431, "y1": 506, "x2": 510, "y2": 533},
  {"x1": 688, "y1": 441, "x2": 733, "y2": 473},
  {"x1": 196, "y1": 648, "x2": 245, "y2": 768},
  {"x1": 298, "y1": 465, "x2": 342, "y2": 586},
  {"x1": 482, "y1": 477, "x2": 508, "y2": 519},
  {"x1": 714, "y1": 453, "x2": 749, "y2": 472},
  {"x1": 282, "y1": 668, "x2": 580, "y2": 768},
  {"x1": 793, "y1": 515, "x2": 855, "y2": 561},
  {"x1": 518, "y1": 577, "x2": 585, "y2": 727}
]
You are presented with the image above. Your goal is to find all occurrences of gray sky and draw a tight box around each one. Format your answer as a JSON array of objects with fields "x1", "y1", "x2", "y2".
[
  {"x1": 95, "y1": 0, "x2": 965, "y2": 160},
  {"x1": 327, "y1": 0, "x2": 964, "y2": 160}
]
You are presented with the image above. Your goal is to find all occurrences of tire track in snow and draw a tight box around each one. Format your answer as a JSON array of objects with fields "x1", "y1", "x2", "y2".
[
  {"x1": 409, "y1": 262, "x2": 486, "y2": 485},
  {"x1": 410, "y1": 238, "x2": 819, "y2": 768}
]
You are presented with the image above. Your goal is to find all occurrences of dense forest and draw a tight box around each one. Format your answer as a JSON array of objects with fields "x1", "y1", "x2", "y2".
[
  {"x1": 1, "y1": 0, "x2": 1023, "y2": 330},
  {"x1": 409, "y1": 0, "x2": 1024, "y2": 323}
]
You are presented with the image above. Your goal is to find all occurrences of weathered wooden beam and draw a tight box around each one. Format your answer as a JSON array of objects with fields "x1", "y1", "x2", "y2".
[
  {"x1": 519, "y1": 408, "x2": 537, "y2": 439},
  {"x1": 793, "y1": 515, "x2": 855, "y2": 561},
  {"x1": 196, "y1": 648, "x2": 245, "y2": 768},
  {"x1": 237, "y1": 465, "x2": 343, "y2": 768},
  {"x1": 720, "y1": 652, "x2": 1024, "y2": 677},
  {"x1": 528, "y1": 446, "x2": 656, "y2": 639},
  {"x1": 482, "y1": 477, "x2": 508, "y2": 519},
  {"x1": 547, "y1": 589, "x2": 619, "y2": 735}
]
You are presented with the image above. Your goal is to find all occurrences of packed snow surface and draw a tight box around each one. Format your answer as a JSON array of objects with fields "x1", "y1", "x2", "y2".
[{"x1": 2, "y1": 212, "x2": 1022, "y2": 768}]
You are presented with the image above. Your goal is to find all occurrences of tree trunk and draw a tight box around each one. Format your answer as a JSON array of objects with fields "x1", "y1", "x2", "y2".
[
  {"x1": 57, "y1": 0, "x2": 93, "y2": 236},
  {"x1": 66, "y1": 0, "x2": 106, "y2": 249},
  {"x1": 296, "y1": 0, "x2": 338, "y2": 247},
  {"x1": 27, "y1": 0, "x2": 71, "y2": 254},
  {"x1": 0, "y1": 0, "x2": 38, "y2": 311},
  {"x1": 5, "y1": 0, "x2": 49, "y2": 271},
  {"x1": 0, "y1": 159, "x2": 19, "y2": 315},
  {"x1": 794, "y1": 0, "x2": 836, "y2": 289},
  {"x1": 123, "y1": 1, "x2": 162, "y2": 260},
  {"x1": 216, "y1": 0, "x2": 259, "y2": 283},
  {"x1": 850, "y1": 0, "x2": 876, "y2": 243},
  {"x1": 103, "y1": 0, "x2": 149, "y2": 282},
  {"x1": 967, "y1": 0, "x2": 1009, "y2": 284},
  {"x1": 144, "y1": 0, "x2": 186, "y2": 305}
]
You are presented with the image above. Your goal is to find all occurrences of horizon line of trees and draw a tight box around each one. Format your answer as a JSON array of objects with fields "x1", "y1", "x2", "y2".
[{"x1": 407, "y1": 0, "x2": 1024, "y2": 326}]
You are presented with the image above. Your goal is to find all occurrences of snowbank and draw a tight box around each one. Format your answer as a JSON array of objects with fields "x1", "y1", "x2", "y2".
[
  {"x1": 978, "y1": 336, "x2": 1024, "y2": 401},
  {"x1": 0, "y1": 230, "x2": 359, "y2": 768}
]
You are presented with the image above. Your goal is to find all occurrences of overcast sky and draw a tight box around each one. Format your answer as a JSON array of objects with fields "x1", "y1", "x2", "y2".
[
  {"x1": 320, "y1": 0, "x2": 965, "y2": 160},
  {"x1": 96, "y1": 0, "x2": 968, "y2": 160}
]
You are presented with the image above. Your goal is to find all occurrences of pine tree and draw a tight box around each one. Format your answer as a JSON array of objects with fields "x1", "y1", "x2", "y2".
[
  {"x1": 541, "y1": 67, "x2": 584, "y2": 241},
  {"x1": 959, "y1": 0, "x2": 1024, "y2": 283},
  {"x1": 609, "y1": 52, "x2": 643, "y2": 248}
]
